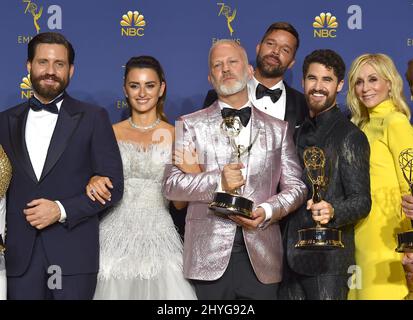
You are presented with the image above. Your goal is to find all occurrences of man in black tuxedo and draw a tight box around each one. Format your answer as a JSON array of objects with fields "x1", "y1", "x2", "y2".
[
  {"x1": 0, "y1": 32, "x2": 123, "y2": 299},
  {"x1": 170, "y1": 22, "x2": 308, "y2": 239}
]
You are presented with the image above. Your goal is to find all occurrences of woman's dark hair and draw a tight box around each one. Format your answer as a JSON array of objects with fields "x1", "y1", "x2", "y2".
[{"x1": 124, "y1": 56, "x2": 168, "y2": 122}]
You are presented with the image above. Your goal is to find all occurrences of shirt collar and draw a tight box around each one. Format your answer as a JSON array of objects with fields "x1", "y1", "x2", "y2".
[
  {"x1": 303, "y1": 105, "x2": 341, "y2": 130},
  {"x1": 218, "y1": 99, "x2": 250, "y2": 110},
  {"x1": 251, "y1": 76, "x2": 285, "y2": 91}
]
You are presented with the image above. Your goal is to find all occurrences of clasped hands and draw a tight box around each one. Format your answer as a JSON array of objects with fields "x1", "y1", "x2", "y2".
[
  {"x1": 221, "y1": 163, "x2": 265, "y2": 230},
  {"x1": 402, "y1": 194, "x2": 413, "y2": 219},
  {"x1": 174, "y1": 148, "x2": 267, "y2": 230},
  {"x1": 24, "y1": 176, "x2": 114, "y2": 229},
  {"x1": 401, "y1": 195, "x2": 413, "y2": 273},
  {"x1": 307, "y1": 199, "x2": 335, "y2": 225},
  {"x1": 24, "y1": 198, "x2": 61, "y2": 230},
  {"x1": 86, "y1": 176, "x2": 113, "y2": 204}
]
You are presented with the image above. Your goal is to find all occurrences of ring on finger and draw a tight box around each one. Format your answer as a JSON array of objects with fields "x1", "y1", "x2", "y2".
[{"x1": 90, "y1": 188, "x2": 96, "y2": 195}]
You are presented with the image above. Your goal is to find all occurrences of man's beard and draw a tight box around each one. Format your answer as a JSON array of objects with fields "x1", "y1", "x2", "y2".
[
  {"x1": 306, "y1": 89, "x2": 335, "y2": 113},
  {"x1": 256, "y1": 54, "x2": 287, "y2": 78},
  {"x1": 31, "y1": 74, "x2": 69, "y2": 101},
  {"x1": 213, "y1": 71, "x2": 249, "y2": 96}
]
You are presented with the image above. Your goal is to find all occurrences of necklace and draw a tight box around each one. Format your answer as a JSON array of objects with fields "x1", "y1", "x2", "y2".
[{"x1": 128, "y1": 117, "x2": 161, "y2": 131}]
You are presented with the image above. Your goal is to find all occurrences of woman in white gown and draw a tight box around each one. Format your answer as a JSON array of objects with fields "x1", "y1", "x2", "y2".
[
  {"x1": 87, "y1": 56, "x2": 196, "y2": 300},
  {"x1": 0, "y1": 145, "x2": 12, "y2": 300}
]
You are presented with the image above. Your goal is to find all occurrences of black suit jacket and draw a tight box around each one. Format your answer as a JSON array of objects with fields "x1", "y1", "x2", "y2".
[
  {"x1": 0, "y1": 94, "x2": 124, "y2": 276},
  {"x1": 285, "y1": 107, "x2": 371, "y2": 276}
]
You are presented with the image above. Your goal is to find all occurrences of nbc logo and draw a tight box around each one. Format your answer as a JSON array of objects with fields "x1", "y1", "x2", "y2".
[
  {"x1": 120, "y1": 11, "x2": 146, "y2": 37},
  {"x1": 313, "y1": 12, "x2": 338, "y2": 38},
  {"x1": 20, "y1": 74, "x2": 33, "y2": 99}
]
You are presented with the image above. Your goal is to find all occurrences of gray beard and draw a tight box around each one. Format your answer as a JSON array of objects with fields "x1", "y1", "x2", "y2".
[{"x1": 216, "y1": 78, "x2": 246, "y2": 96}]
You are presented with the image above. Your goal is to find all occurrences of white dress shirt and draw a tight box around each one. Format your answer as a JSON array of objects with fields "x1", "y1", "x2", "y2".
[
  {"x1": 217, "y1": 100, "x2": 273, "y2": 223},
  {"x1": 25, "y1": 95, "x2": 66, "y2": 222},
  {"x1": 247, "y1": 77, "x2": 286, "y2": 120}
]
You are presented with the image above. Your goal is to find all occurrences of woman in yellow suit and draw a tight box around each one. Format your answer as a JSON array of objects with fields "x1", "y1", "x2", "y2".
[{"x1": 347, "y1": 53, "x2": 413, "y2": 299}]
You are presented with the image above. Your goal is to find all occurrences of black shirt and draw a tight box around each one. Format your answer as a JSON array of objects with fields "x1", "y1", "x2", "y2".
[{"x1": 285, "y1": 105, "x2": 371, "y2": 276}]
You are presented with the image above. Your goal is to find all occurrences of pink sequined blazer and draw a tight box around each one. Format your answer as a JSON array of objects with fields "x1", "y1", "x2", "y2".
[{"x1": 162, "y1": 102, "x2": 306, "y2": 284}]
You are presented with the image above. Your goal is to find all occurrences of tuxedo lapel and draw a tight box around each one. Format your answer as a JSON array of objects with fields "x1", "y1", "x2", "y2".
[
  {"x1": 39, "y1": 97, "x2": 83, "y2": 182},
  {"x1": 244, "y1": 107, "x2": 266, "y2": 199},
  {"x1": 8, "y1": 105, "x2": 38, "y2": 184},
  {"x1": 207, "y1": 102, "x2": 232, "y2": 171}
]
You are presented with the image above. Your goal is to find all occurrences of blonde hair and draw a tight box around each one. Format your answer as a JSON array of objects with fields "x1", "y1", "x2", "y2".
[{"x1": 347, "y1": 53, "x2": 410, "y2": 128}]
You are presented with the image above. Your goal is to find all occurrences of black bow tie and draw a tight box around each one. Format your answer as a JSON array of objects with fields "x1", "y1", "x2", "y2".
[
  {"x1": 29, "y1": 95, "x2": 64, "y2": 114},
  {"x1": 221, "y1": 107, "x2": 251, "y2": 127},
  {"x1": 255, "y1": 83, "x2": 282, "y2": 103}
]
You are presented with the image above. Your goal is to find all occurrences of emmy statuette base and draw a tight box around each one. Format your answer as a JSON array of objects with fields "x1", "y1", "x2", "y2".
[
  {"x1": 396, "y1": 230, "x2": 413, "y2": 252},
  {"x1": 209, "y1": 192, "x2": 253, "y2": 219},
  {"x1": 295, "y1": 227, "x2": 344, "y2": 250}
]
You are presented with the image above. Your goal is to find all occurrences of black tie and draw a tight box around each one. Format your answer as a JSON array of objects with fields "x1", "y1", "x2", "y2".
[
  {"x1": 29, "y1": 94, "x2": 64, "y2": 114},
  {"x1": 221, "y1": 107, "x2": 251, "y2": 127},
  {"x1": 255, "y1": 83, "x2": 282, "y2": 103}
]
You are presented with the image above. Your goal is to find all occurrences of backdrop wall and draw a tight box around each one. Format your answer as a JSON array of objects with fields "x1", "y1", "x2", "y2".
[{"x1": 1, "y1": 0, "x2": 412, "y2": 122}]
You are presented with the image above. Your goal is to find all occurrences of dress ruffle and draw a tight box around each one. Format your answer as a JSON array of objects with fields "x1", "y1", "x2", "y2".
[{"x1": 94, "y1": 141, "x2": 196, "y2": 300}]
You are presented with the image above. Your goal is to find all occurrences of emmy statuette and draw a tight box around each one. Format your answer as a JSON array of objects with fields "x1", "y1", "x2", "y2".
[
  {"x1": 396, "y1": 148, "x2": 413, "y2": 252},
  {"x1": 209, "y1": 116, "x2": 255, "y2": 218},
  {"x1": 295, "y1": 146, "x2": 344, "y2": 250}
]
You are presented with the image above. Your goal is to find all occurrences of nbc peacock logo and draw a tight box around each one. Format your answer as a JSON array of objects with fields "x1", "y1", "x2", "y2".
[
  {"x1": 313, "y1": 12, "x2": 338, "y2": 38},
  {"x1": 20, "y1": 74, "x2": 33, "y2": 99},
  {"x1": 120, "y1": 11, "x2": 146, "y2": 37}
]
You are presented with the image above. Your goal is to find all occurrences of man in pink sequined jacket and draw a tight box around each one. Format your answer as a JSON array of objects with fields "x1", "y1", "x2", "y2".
[{"x1": 162, "y1": 39, "x2": 306, "y2": 300}]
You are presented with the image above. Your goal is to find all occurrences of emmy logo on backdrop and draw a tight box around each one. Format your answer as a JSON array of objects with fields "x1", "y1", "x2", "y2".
[
  {"x1": 295, "y1": 146, "x2": 344, "y2": 250},
  {"x1": 23, "y1": 0, "x2": 43, "y2": 34},
  {"x1": 209, "y1": 115, "x2": 256, "y2": 218},
  {"x1": 217, "y1": 3, "x2": 236, "y2": 36}
]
